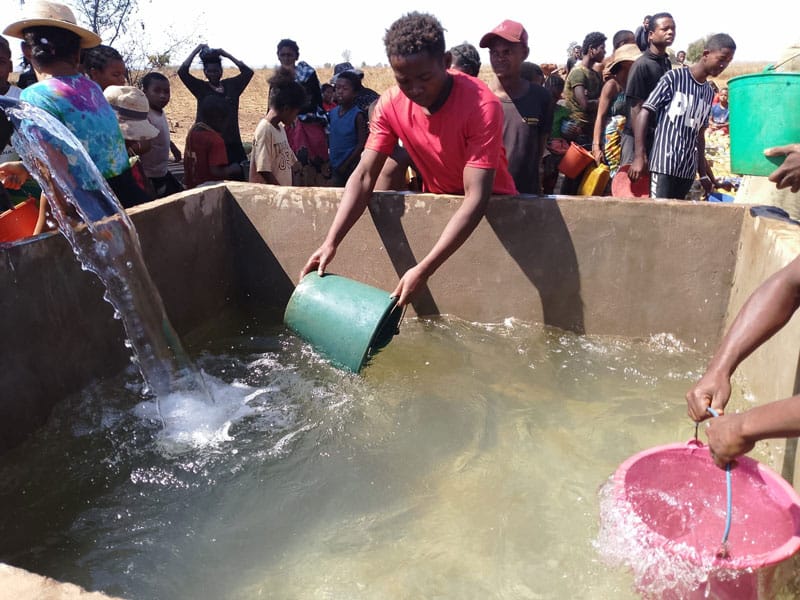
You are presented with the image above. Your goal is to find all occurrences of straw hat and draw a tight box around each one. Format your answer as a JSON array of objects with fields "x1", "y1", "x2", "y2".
[
  {"x1": 606, "y1": 43, "x2": 641, "y2": 73},
  {"x1": 3, "y1": 0, "x2": 102, "y2": 49},
  {"x1": 103, "y1": 86, "x2": 159, "y2": 141}
]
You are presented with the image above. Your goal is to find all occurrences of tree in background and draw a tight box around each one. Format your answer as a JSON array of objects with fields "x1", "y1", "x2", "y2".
[
  {"x1": 686, "y1": 37, "x2": 710, "y2": 64},
  {"x1": 72, "y1": 0, "x2": 198, "y2": 85},
  {"x1": 73, "y1": 0, "x2": 137, "y2": 46}
]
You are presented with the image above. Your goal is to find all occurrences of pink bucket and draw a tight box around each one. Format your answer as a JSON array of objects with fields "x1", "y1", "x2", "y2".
[{"x1": 608, "y1": 440, "x2": 800, "y2": 599}]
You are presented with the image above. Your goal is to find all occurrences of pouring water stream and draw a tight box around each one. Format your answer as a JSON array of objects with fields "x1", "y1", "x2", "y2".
[{"x1": 0, "y1": 97, "x2": 214, "y2": 414}]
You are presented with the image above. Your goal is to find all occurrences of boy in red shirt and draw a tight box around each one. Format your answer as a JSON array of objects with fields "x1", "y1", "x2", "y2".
[
  {"x1": 301, "y1": 12, "x2": 516, "y2": 307},
  {"x1": 183, "y1": 95, "x2": 242, "y2": 189}
]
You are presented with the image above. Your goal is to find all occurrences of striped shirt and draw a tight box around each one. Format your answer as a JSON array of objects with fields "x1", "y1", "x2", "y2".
[{"x1": 643, "y1": 69, "x2": 715, "y2": 179}]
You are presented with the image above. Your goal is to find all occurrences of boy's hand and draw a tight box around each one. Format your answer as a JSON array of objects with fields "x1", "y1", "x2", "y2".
[
  {"x1": 766, "y1": 144, "x2": 800, "y2": 193},
  {"x1": 0, "y1": 161, "x2": 29, "y2": 190}
]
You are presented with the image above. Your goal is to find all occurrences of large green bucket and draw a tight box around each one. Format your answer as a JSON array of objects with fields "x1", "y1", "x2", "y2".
[
  {"x1": 729, "y1": 72, "x2": 800, "y2": 176},
  {"x1": 283, "y1": 273, "x2": 403, "y2": 373}
]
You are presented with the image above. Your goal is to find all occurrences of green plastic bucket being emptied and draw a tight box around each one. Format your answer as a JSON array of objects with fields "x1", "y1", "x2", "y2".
[
  {"x1": 283, "y1": 273, "x2": 403, "y2": 373},
  {"x1": 729, "y1": 71, "x2": 800, "y2": 176}
]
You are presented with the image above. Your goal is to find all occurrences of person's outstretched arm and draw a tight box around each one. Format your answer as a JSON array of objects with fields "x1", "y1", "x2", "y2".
[
  {"x1": 705, "y1": 395, "x2": 800, "y2": 467},
  {"x1": 686, "y1": 254, "x2": 800, "y2": 422},
  {"x1": 389, "y1": 165, "x2": 493, "y2": 306},
  {"x1": 218, "y1": 49, "x2": 254, "y2": 85},
  {"x1": 591, "y1": 80, "x2": 617, "y2": 164},
  {"x1": 299, "y1": 148, "x2": 388, "y2": 279},
  {"x1": 178, "y1": 44, "x2": 207, "y2": 87}
]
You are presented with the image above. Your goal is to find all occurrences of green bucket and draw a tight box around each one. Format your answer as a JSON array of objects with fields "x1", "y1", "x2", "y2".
[
  {"x1": 729, "y1": 71, "x2": 800, "y2": 176},
  {"x1": 283, "y1": 273, "x2": 403, "y2": 373}
]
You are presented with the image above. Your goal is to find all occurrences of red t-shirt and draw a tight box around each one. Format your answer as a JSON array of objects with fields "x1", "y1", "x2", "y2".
[
  {"x1": 183, "y1": 124, "x2": 229, "y2": 189},
  {"x1": 366, "y1": 70, "x2": 517, "y2": 196}
]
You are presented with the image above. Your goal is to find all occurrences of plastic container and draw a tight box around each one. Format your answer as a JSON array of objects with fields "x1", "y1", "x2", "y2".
[
  {"x1": 283, "y1": 272, "x2": 403, "y2": 373},
  {"x1": 611, "y1": 164, "x2": 650, "y2": 198},
  {"x1": 0, "y1": 198, "x2": 39, "y2": 243},
  {"x1": 729, "y1": 71, "x2": 800, "y2": 176},
  {"x1": 578, "y1": 163, "x2": 610, "y2": 196},
  {"x1": 708, "y1": 190, "x2": 735, "y2": 203},
  {"x1": 609, "y1": 440, "x2": 800, "y2": 599},
  {"x1": 558, "y1": 142, "x2": 594, "y2": 178}
]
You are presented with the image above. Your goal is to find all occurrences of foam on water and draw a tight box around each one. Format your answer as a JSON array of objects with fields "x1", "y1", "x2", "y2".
[{"x1": 595, "y1": 477, "x2": 723, "y2": 598}]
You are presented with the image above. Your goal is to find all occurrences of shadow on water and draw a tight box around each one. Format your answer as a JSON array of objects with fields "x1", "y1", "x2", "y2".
[
  {"x1": 0, "y1": 97, "x2": 211, "y2": 403},
  {"x1": 485, "y1": 196, "x2": 585, "y2": 333}
]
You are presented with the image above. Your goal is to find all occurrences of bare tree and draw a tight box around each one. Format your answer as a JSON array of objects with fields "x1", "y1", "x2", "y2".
[
  {"x1": 341, "y1": 49, "x2": 352, "y2": 64},
  {"x1": 71, "y1": 0, "x2": 138, "y2": 46}
]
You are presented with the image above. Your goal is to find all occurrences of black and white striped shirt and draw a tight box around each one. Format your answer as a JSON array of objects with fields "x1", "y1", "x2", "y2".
[{"x1": 643, "y1": 69, "x2": 715, "y2": 179}]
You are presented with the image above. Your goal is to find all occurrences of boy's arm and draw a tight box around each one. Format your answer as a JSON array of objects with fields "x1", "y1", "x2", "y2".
[
  {"x1": 169, "y1": 141, "x2": 181, "y2": 162},
  {"x1": 300, "y1": 148, "x2": 388, "y2": 280},
  {"x1": 766, "y1": 144, "x2": 800, "y2": 192},
  {"x1": 696, "y1": 126, "x2": 716, "y2": 194},
  {"x1": 705, "y1": 395, "x2": 800, "y2": 467},
  {"x1": 390, "y1": 165, "x2": 492, "y2": 306},
  {"x1": 628, "y1": 105, "x2": 652, "y2": 182},
  {"x1": 218, "y1": 49, "x2": 254, "y2": 85},
  {"x1": 592, "y1": 81, "x2": 616, "y2": 163},
  {"x1": 178, "y1": 44, "x2": 206, "y2": 85},
  {"x1": 687, "y1": 254, "x2": 800, "y2": 422}
]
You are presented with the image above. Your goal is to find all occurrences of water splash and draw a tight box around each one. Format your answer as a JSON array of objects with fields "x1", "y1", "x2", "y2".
[{"x1": 0, "y1": 98, "x2": 212, "y2": 405}]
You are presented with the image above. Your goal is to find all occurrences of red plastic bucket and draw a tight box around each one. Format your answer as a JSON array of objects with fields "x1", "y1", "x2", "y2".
[
  {"x1": 558, "y1": 142, "x2": 594, "y2": 178},
  {"x1": 600, "y1": 440, "x2": 800, "y2": 599},
  {"x1": 0, "y1": 198, "x2": 38, "y2": 243},
  {"x1": 611, "y1": 165, "x2": 650, "y2": 198}
]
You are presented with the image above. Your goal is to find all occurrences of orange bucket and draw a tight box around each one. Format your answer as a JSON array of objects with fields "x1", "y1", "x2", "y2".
[
  {"x1": 0, "y1": 198, "x2": 39, "y2": 243},
  {"x1": 558, "y1": 142, "x2": 595, "y2": 178}
]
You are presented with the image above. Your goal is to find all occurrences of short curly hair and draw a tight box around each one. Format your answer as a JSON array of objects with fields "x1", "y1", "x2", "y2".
[
  {"x1": 383, "y1": 12, "x2": 446, "y2": 60},
  {"x1": 581, "y1": 32, "x2": 607, "y2": 56}
]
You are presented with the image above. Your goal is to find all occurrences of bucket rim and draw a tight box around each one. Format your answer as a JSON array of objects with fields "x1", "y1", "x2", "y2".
[
  {"x1": 612, "y1": 440, "x2": 800, "y2": 569},
  {"x1": 728, "y1": 71, "x2": 800, "y2": 85}
]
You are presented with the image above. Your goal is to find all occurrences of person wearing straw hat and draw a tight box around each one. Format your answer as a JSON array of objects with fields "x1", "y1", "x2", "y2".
[
  {"x1": 591, "y1": 43, "x2": 640, "y2": 178},
  {"x1": 103, "y1": 85, "x2": 159, "y2": 154},
  {"x1": 0, "y1": 0, "x2": 150, "y2": 212},
  {"x1": 104, "y1": 85, "x2": 160, "y2": 200}
]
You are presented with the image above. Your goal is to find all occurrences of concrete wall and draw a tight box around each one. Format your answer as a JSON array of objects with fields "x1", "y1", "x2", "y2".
[
  {"x1": 725, "y1": 210, "x2": 800, "y2": 482},
  {"x1": 228, "y1": 183, "x2": 745, "y2": 341}
]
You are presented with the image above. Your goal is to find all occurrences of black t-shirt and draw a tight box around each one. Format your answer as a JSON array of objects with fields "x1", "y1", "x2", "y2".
[
  {"x1": 178, "y1": 67, "x2": 254, "y2": 164},
  {"x1": 502, "y1": 83, "x2": 554, "y2": 194},
  {"x1": 623, "y1": 50, "x2": 672, "y2": 141}
]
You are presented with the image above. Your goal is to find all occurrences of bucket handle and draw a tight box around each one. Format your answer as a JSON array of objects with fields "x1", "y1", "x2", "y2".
[{"x1": 765, "y1": 50, "x2": 800, "y2": 72}]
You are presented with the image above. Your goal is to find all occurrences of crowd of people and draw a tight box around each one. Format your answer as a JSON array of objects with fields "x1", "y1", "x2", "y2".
[
  {"x1": 0, "y1": 3, "x2": 789, "y2": 207},
  {"x1": 2, "y1": 3, "x2": 800, "y2": 467}
]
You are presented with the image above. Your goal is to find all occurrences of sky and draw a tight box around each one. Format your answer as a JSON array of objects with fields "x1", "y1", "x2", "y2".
[{"x1": 2, "y1": 0, "x2": 796, "y2": 70}]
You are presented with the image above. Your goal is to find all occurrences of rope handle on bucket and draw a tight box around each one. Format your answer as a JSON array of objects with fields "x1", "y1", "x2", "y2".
[{"x1": 706, "y1": 406, "x2": 733, "y2": 558}]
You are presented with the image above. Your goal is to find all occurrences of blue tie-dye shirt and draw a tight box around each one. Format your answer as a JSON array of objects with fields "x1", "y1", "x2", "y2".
[{"x1": 20, "y1": 74, "x2": 129, "y2": 179}]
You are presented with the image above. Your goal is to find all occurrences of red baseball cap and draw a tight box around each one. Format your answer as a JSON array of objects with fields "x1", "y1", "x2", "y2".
[{"x1": 479, "y1": 20, "x2": 529, "y2": 48}]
